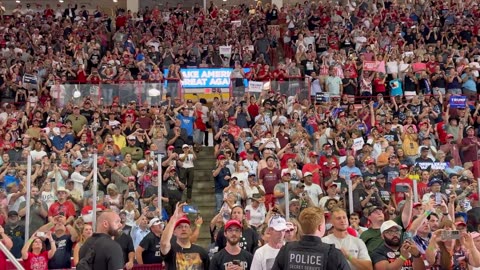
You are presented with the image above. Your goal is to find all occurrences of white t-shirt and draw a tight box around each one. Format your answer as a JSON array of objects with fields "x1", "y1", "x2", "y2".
[
  {"x1": 245, "y1": 204, "x2": 266, "y2": 227},
  {"x1": 30, "y1": 150, "x2": 47, "y2": 161},
  {"x1": 71, "y1": 171, "x2": 86, "y2": 197},
  {"x1": 7, "y1": 194, "x2": 25, "y2": 212},
  {"x1": 179, "y1": 153, "x2": 195, "y2": 168},
  {"x1": 304, "y1": 183, "x2": 323, "y2": 206},
  {"x1": 323, "y1": 234, "x2": 371, "y2": 270},
  {"x1": 41, "y1": 190, "x2": 56, "y2": 209},
  {"x1": 243, "y1": 159, "x2": 258, "y2": 176},
  {"x1": 251, "y1": 243, "x2": 282, "y2": 270},
  {"x1": 243, "y1": 183, "x2": 265, "y2": 206}
]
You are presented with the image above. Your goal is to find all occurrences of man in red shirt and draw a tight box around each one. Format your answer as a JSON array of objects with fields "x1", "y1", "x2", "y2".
[
  {"x1": 302, "y1": 152, "x2": 322, "y2": 185},
  {"x1": 277, "y1": 143, "x2": 297, "y2": 169},
  {"x1": 48, "y1": 187, "x2": 76, "y2": 224},
  {"x1": 259, "y1": 156, "x2": 282, "y2": 209},
  {"x1": 390, "y1": 164, "x2": 413, "y2": 207}
]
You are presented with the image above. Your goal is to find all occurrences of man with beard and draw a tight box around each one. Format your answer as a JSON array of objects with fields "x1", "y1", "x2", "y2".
[
  {"x1": 135, "y1": 218, "x2": 164, "y2": 265},
  {"x1": 114, "y1": 216, "x2": 135, "y2": 270},
  {"x1": 371, "y1": 220, "x2": 425, "y2": 270},
  {"x1": 323, "y1": 208, "x2": 372, "y2": 270},
  {"x1": 251, "y1": 215, "x2": 287, "y2": 269},
  {"x1": 79, "y1": 210, "x2": 124, "y2": 270},
  {"x1": 210, "y1": 219, "x2": 253, "y2": 270},
  {"x1": 352, "y1": 175, "x2": 383, "y2": 213},
  {"x1": 3, "y1": 211, "x2": 24, "y2": 258},
  {"x1": 161, "y1": 203, "x2": 209, "y2": 270}
]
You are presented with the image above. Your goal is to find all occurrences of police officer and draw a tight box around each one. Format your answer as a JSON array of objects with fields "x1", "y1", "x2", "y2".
[{"x1": 271, "y1": 207, "x2": 351, "y2": 270}]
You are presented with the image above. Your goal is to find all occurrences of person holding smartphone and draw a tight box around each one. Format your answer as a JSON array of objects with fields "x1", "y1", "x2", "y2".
[{"x1": 210, "y1": 219, "x2": 253, "y2": 270}]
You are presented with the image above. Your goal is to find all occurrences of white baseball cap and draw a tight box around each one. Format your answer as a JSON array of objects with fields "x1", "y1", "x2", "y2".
[
  {"x1": 148, "y1": 218, "x2": 163, "y2": 228},
  {"x1": 268, "y1": 215, "x2": 287, "y2": 231},
  {"x1": 380, "y1": 220, "x2": 402, "y2": 234}
]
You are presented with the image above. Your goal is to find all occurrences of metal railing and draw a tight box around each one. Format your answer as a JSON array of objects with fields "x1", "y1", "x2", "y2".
[{"x1": 0, "y1": 241, "x2": 24, "y2": 270}]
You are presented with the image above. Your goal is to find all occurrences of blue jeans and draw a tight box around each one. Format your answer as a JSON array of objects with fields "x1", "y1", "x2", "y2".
[{"x1": 215, "y1": 193, "x2": 224, "y2": 213}]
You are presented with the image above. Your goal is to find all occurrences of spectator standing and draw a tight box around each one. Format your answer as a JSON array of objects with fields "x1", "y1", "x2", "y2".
[
  {"x1": 21, "y1": 231, "x2": 57, "y2": 270},
  {"x1": 78, "y1": 211, "x2": 124, "y2": 270},
  {"x1": 209, "y1": 219, "x2": 254, "y2": 270},
  {"x1": 259, "y1": 156, "x2": 282, "y2": 208},
  {"x1": 251, "y1": 215, "x2": 287, "y2": 270},
  {"x1": 135, "y1": 217, "x2": 164, "y2": 265},
  {"x1": 178, "y1": 144, "x2": 196, "y2": 202},
  {"x1": 213, "y1": 155, "x2": 231, "y2": 213},
  {"x1": 160, "y1": 203, "x2": 209, "y2": 270},
  {"x1": 371, "y1": 220, "x2": 425, "y2": 270},
  {"x1": 0, "y1": 226, "x2": 11, "y2": 269},
  {"x1": 271, "y1": 207, "x2": 350, "y2": 269},
  {"x1": 323, "y1": 208, "x2": 372, "y2": 270}
]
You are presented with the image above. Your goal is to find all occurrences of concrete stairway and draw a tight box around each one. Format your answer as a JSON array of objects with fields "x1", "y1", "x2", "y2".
[{"x1": 191, "y1": 147, "x2": 217, "y2": 248}]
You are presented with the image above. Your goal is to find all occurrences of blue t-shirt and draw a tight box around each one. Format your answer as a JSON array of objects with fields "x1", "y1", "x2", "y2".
[
  {"x1": 177, "y1": 114, "x2": 195, "y2": 136},
  {"x1": 390, "y1": 79, "x2": 403, "y2": 96},
  {"x1": 3, "y1": 175, "x2": 19, "y2": 189},
  {"x1": 214, "y1": 167, "x2": 231, "y2": 193}
]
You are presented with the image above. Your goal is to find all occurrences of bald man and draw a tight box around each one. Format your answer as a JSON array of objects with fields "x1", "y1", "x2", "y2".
[{"x1": 78, "y1": 211, "x2": 124, "y2": 269}]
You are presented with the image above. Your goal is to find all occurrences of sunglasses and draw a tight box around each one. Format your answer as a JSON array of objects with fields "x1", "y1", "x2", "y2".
[{"x1": 285, "y1": 229, "x2": 294, "y2": 233}]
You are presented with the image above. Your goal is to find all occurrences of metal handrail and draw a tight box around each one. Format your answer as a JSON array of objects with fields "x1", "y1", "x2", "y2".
[{"x1": 0, "y1": 241, "x2": 24, "y2": 270}]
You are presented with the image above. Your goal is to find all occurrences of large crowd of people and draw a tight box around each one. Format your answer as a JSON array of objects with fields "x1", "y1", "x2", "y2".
[{"x1": 0, "y1": 0, "x2": 479, "y2": 269}]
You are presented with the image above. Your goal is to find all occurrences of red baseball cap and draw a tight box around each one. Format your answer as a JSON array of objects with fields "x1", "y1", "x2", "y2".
[
  {"x1": 97, "y1": 157, "x2": 106, "y2": 165},
  {"x1": 309, "y1": 151, "x2": 319, "y2": 157},
  {"x1": 399, "y1": 164, "x2": 409, "y2": 170},
  {"x1": 174, "y1": 217, "x2": 191, "y2": 229},
  {"x1": 224, "y1": 219, "x2": 242, "y2": 230},
  {"x1": 167, "y1": 145, "x2": 175, "y2": 150},
  {"x1": 217, "y1": 155, "x2": 226, "y2": 160},
  {"x1": 366, "y1": 159, "x2": 375, "y2": 165},
  {"x1": 350, "y1": 173, "x2": 360, "y2": 179}
]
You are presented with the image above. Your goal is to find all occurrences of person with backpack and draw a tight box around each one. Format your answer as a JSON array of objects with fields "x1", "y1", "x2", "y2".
[
  {"x1": 271, "y1": 206, "x2": 351, "y2": 270},
  {"x1": 78, "y1": 210, "x2": 124, "y2": 270}
]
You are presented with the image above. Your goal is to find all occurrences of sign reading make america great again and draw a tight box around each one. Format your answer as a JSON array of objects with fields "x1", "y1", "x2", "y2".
[{"x1": 164, "y1": 68, "x2": 250, "y2": 88}]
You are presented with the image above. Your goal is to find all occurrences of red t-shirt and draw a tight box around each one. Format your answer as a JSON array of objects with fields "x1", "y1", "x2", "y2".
[
  {"x1": 24, "y1": 251, "x2": 49, "y2": 270},
  {"x1": 302, "y1": 163, "x2": 321, "y2": 185},
  {"x1": 417, "y1": 182, "x2": 428, "y2": 199},
  {"x1": 0, "y1": 251, "x2": 6, "y2": 270},
  {"x1": 248, "y1": 104, "x2": 259, "y2": 119},
  {"x1": 48, "y1": 201, "x2": 76, "y2": 219},
  {"x1": 259, "y1": 167, "x2": 282, "y2": 194},
  {"x1": 194, "y1": 110, "x2": 206, "y2": 131},
  {"x1": 280, "y1": 153, "x2": 297, "y2": 169},
  {"x1": 391, "y1": 177, "x2": 413, "y2": 205}
]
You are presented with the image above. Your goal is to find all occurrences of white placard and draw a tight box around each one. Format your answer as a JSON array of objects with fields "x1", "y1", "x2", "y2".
[
  {"x1": 248, "y1": 81, "x2": 264, "y2": 92},
  {"x1": 219, "y1": 46, "x2": 232, "y2": 56},
  {"x1": 352, "y1": 137, "x2": 365, "y2": 151},
  {"x1": 231, "y1": 20, "x2": 242, "y2": 27},
  {"x1": 386, "y1": 61, "x2": 399, "y2": 74}
]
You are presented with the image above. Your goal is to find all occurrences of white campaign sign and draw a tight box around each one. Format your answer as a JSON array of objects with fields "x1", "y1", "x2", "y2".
[
  {"x1": 249, "y1": 81, "x2": 264, "y2": 92},
  {"x1": 219, "y1": 46, "x2": 232, "y2": 56},
  {"x1": 352, "y1": 137, "x2": 365, "y2": 151}
]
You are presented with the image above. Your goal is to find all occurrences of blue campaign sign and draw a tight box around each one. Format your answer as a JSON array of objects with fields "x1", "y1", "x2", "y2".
[
  {"x1": 449, "y1": 96, "x2": 467, "y2": 109},
  {"x1": 163, "y1": 68, "x2": 250, "y2": 88}
]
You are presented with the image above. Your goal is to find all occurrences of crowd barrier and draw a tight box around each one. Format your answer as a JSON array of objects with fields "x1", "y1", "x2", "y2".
[
  {"x1": 5, "y1": 259, "x2": 165, "y2": 270},
  {"x1": 29, "y1": 76, "x2": 313, "y2": 108}
]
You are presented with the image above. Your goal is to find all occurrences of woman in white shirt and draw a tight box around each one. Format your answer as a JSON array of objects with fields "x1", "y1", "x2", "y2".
[{"x1": 244, "y1": 196, "x2": 266, "y2": 230}]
